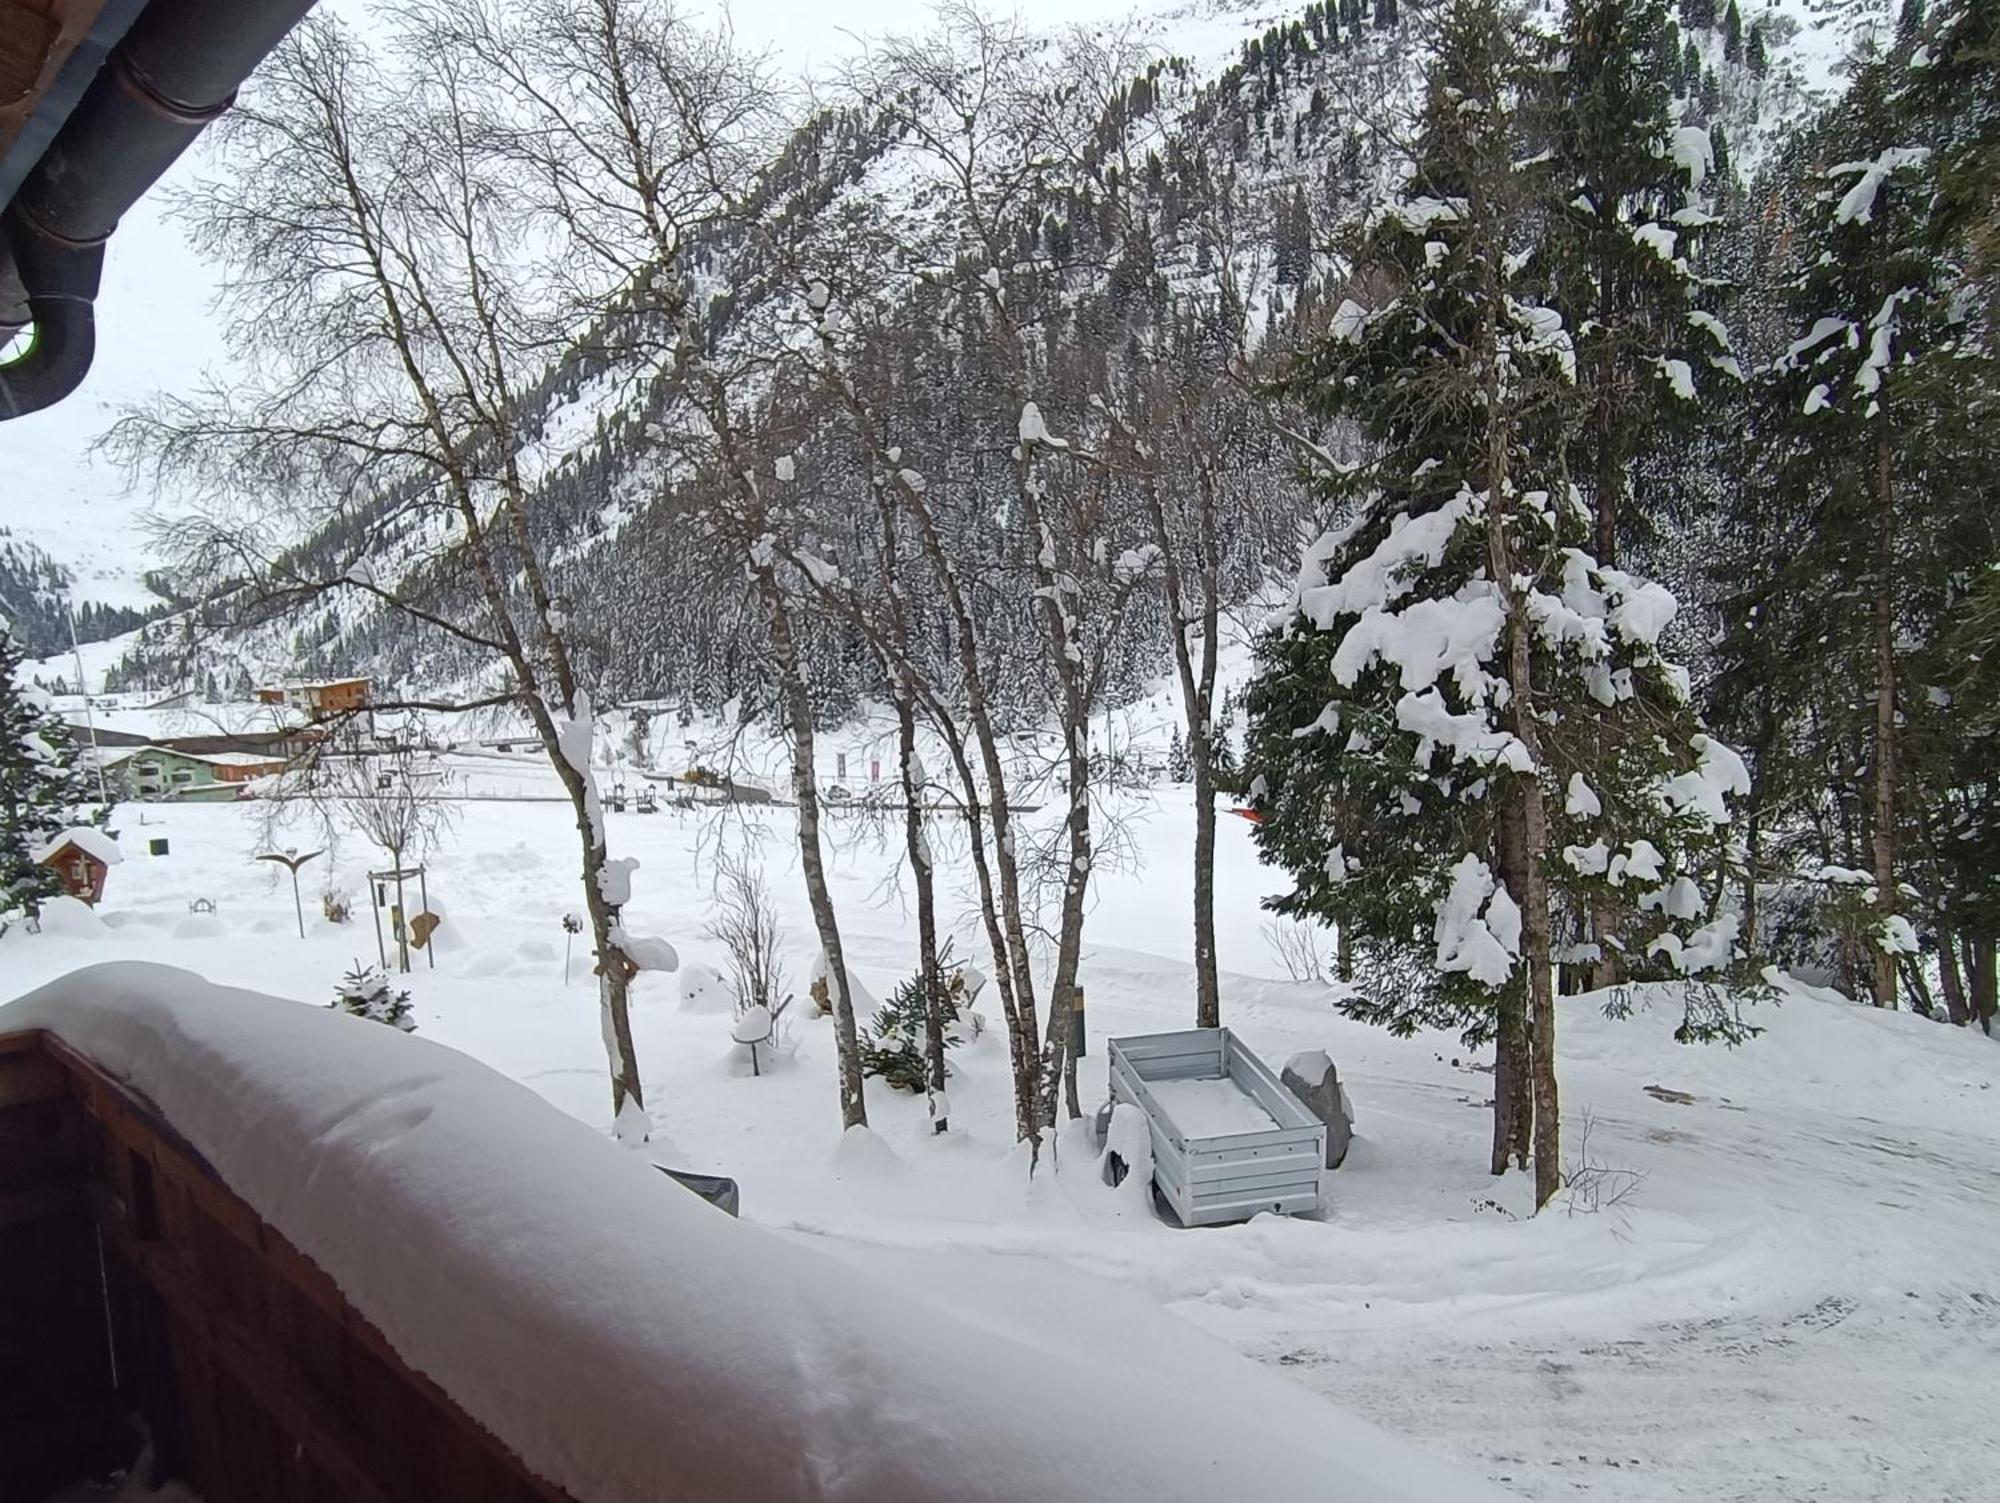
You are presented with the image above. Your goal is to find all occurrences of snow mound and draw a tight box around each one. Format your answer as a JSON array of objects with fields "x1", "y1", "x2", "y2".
[
  {"x1": 0, "y1": 963, "x2": 1514, "y2": 1503},
  {"x1": 174, "y1": 914, "x2": 225, "y2": 940},
  {"x1": 830, "y1": 1123, "x2": 906, "y2": 1180},
  {"x1": 676, "y1": 961, "x2": 734, "y2": 1013},
  {"x1": 35, "y1": 895, "x2": 105, "y2": 937}
]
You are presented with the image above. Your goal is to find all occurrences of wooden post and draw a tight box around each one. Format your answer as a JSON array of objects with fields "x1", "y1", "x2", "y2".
[{"x1": 1072, "y1": 985, "x2": 1086, "y2": 1057}]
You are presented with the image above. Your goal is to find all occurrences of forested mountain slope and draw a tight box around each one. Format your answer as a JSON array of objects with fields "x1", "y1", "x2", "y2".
[{"x1": 97, "y1": 0, "x2": 1872, "y2": 714}]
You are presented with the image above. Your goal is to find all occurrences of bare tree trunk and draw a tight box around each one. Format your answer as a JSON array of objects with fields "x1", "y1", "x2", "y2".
[
  {"x1": 1134, "y1": 446, "x2": 1224, "y2": 1028},
  {"x1": 896, "y1": 471, "x2": 1044, "y2": 1143},
  {"x1": 1479, "y1": 245, "x2": 1557, "y2": 1205},
  {"x1": 1491, "y1": 800, "x2": 1533, "y2": 1177},
  {"x1": 1191, "y1": 751, "x2": 1220, "y2": 1027},
  {"x1": 896, "y1": 692, "x2": 948, "y2": 1130},
  {"x1": 755, "y1": 566, "x2": 867, "y2": 1129},
  {"x1": 1870, "y1": 426, "x2": 1899, "y2": 1010},
  {"x1": 1018, "y1": 445, "x2": 1093, "y2": 1139}
]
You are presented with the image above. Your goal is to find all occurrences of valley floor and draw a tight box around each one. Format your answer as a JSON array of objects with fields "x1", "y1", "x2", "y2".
[{"x1": 6, "y1": 780, "x2": 1997, "y2": 1500}]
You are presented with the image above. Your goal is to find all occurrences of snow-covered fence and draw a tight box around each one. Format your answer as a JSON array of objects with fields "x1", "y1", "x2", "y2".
[
  {"x1": 0, "y1": 964, "x2": 1506, "y2": 1503},
  {"x1": 1108, "y1": 1028, "x2": 1326, "y2": 1226}
]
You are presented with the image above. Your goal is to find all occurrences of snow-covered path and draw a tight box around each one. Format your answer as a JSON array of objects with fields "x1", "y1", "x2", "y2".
[{"x1": 5, "y1": 788, "x2": 1997, "y2": 1499}]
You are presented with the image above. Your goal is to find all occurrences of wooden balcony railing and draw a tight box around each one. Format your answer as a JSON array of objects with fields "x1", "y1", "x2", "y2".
[{"x1": 0, "y1": 1029, "x2": 573, "y2": 1503}]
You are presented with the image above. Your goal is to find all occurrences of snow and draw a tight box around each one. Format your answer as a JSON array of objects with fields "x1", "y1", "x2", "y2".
[
  {"x1": 1666, "y1": 125, "x2": 1712, "y2": 189},
  {"x1": 677, "y1": 961, "x2": 735, "y2": 1013},
  {"x1": 1432, "y1": 854, "x2": 1520, "y2": 988},
  {"x1": 1386, "y1": 196, "x2": 1465, "y2": 231},
  {"x1": 1565, "y1": 773, "x2": 1602, "y2": 820},
  {"x1": 33, "y1": 893, "x2": 106, "y2": 936},
  {"x1": 1785, "y1": 316, "x2": 1855, "y2": 366},
  {"x1": 730, "y1": 1002, "x2": 775, "y2": 1042},
  {"x1": 1148, "y1": 1075, "x2": 1279, "y2": 1139},
  {"x1": 1601, "y1": 570, "x2": 1678, "y2": 649},
  {"x1": 598, "y1": 855, "x2": 640, "y2": 906},
  {"x1": 4, "y1": 776, "x2": 1998, "y2": 1502},
  {"x1": 1017, "y1": 402, "x2": 1067, "y2": 450},
  {"x1": 31, "y1": 826, "x2": 124, "y2": 866},
  {"x1": 1330, "y1": 298, "x2": 1370, "y2": 342},
  {"x1": 1878, "y1": 914, "x2": 1920, "y2": 955},
  {"x1": 1655, "y1": 356, "x2": 1696, "y2": 401},
  {"x1": 1660, "y1": 735, "x2": 1751, "y2": 825},
  {"x1": 1284, "y1": 1049, "x2": 1333, "y2": 1088},
  {"x1": 0, "y1": 960, "x2": 1501, "y2": 1503},
  {"x1": 1297, "y1": 488, "x2": 1482, "y2": 630},
  {"x1": 1631, "y1": 223, "x2": 1677, "y2": 262},
  {"x1": 1333, "y1": 593, "x2": 1508, "y2": 697},
  {"x1": 612, "y1": 923, "x2": 680, "y2": 973},
  {"x1": 1647, "y1": 911, "x2": 1738, "y2": 974},
  {"x1": 1829, "y1": 146, "x2": 1929, "y2": 226}
]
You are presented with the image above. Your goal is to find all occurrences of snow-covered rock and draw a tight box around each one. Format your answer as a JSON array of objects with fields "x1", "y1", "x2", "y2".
[{"x1": 1281, "y1": 1050, "x2": 1355, "y2": 1169}]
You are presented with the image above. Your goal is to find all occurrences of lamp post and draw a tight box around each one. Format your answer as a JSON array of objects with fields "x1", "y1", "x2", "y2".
[{"x1": 255, "y1": 848, "x2": 323, "y2": 939}]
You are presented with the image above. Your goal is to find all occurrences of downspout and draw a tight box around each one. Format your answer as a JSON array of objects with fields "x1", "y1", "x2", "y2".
[{"x1": 0, "y1": 0, "x2": 319, "y2": 419}]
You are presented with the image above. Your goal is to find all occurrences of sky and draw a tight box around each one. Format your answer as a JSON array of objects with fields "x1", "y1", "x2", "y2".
[{"x1": 0, "y1": 0, "x2": 1150, "y2": 607}]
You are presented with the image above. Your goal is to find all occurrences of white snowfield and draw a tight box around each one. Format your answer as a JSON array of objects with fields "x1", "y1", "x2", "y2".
[
  {"x1": 5, "y1": 769, "x2": 2000, "y2": 1500},
  {"x1": 1, "y1": 961, "x2": 1509, "y2": 1503}
]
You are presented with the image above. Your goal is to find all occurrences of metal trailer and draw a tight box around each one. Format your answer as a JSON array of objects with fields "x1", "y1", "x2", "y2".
[{"x1": 1107, "y1": 1027, "x2": 1325, "y2": 1227}]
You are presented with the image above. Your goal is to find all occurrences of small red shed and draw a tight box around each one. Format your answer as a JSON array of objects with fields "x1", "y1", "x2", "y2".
[{"x1": 32, "y1": 827, "x2": 124, "y2": 906}]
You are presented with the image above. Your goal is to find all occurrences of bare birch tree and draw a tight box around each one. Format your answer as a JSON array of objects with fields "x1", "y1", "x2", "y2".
[{"x1": 107, "y1": 12, "x2": 724, "y2": 1134}]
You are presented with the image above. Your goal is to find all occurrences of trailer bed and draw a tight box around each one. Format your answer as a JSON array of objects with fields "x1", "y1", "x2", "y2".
[{"x1": 1107, "y1": 1027, "x2": 1325, "y2": 1227}]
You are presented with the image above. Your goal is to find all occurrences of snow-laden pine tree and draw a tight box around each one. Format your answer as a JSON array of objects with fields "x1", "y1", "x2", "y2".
[
  {"x1": 1247, "y1": 0, "x2": 1752, "y2": 1209},
  {"x1": 0, "y1": 628, "x2": 103, "y2": 919},
  {"x1": 1540, "y1": 0, "x2": 1742, "y2": 985},
  {"x1": 1723, "y1": 46, "x2": 1973, "y2": 1010},
  {"x1": 1543, "y1": 0, "x2": 1738, "y2": 569}
]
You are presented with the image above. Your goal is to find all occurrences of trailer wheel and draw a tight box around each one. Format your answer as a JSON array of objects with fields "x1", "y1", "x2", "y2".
[{"x1": 1150, "y1": 1178, "x2": 1186, "y2": 1228}]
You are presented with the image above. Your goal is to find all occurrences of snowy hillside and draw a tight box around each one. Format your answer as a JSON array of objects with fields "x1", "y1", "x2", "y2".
[
  {"x1": 4, "y1": 793, "x2": 1995, "y2": 1499},
  {"x1": 66, "y1": 0, "x2": 1884, "y2": 702}
]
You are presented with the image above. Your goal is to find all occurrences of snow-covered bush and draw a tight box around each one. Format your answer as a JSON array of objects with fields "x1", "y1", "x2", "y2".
[{"x1": 330, "y1": 962, "x2": 415, "y2": 1032}]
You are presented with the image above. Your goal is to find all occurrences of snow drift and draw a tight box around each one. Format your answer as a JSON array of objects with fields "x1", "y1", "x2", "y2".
[{"x1": 0, "y1": 962, "x2": 1508, "y2": 1503}]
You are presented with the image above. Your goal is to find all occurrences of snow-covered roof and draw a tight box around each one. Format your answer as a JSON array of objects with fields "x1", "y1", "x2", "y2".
[
  {"x1": 61, "y1": 701, "x2": 309, "y2": 741},
  {"x1": 0, "y1": 963, "x2": 1507, "y2": 1503},
  {"x1": 32, "y1": 827, "x2": 123, "y2": 867},
  {"x1": 99, "y1": 743, "x2": 288, "y2": 769}
]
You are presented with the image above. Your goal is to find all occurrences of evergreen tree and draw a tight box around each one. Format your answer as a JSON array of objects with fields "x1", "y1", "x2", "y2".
[
  {"x1": 1248, "y1": 0, "x2": 1751, "y2": 1211},
  {"x1": 0, "y1": 628, "x2": 103, "y2": 919},
  {"x1": 330, "y1": 962, "x2": 417, "y2": 1031},
  {"x1": 859, "y1": 948, "x2": 966, "y2": 1092},
  {"x1": 1722, "y1": 0, "x2": 1743, "y2": 61},
  {"x1": 1544, "y1": 0, "x2": 1736, "y2": 570},
  {"x1": 1541, "y1": 0, "x2": 1742, "y2": 986},
  {"x1": 1717, "y1": 52, "x2": 1980, "y2": 1009},
  {"x1": 1746, "y1": 22, "x2": 1768, "y2": 77}
]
